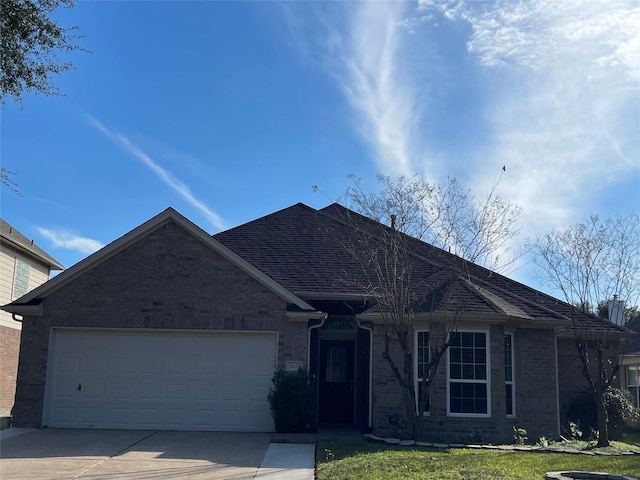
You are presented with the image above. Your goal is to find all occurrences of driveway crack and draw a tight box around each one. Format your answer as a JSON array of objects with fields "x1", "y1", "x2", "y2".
[{"x1": 71, "y1": 431, "x2": 159, "y2": 479}]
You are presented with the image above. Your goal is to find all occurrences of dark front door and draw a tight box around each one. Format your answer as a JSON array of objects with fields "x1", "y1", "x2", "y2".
[{"x1": 319, "y1": 340, "x2": 355, "y2": 423}]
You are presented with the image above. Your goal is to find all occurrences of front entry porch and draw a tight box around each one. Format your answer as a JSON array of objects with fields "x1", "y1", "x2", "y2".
[{"x1": 309, "y1": 315, "x2": 371, "y2": 433}]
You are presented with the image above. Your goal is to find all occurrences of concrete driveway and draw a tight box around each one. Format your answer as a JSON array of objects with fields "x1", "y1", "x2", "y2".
[{"x1": 0, "y1": 429, "x2": 273, "y2": 479}]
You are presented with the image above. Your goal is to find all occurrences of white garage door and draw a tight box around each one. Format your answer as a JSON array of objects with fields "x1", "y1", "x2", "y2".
[{"x1": 44, "y1": 329, "x2": 277, "y2": 431}]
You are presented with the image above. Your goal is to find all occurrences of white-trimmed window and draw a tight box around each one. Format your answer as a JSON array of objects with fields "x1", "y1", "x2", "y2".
[
  {"x1": 414, "y1": 330, "x2": 430, "y2": 413},
  {"x1": 448, "y1": 330, "x2": 490, "y2": 416},
  {"x1": 505, "y1": 333, "x2": 515, "y2": 417},
  {"x1": 628, "y1": 365, "x2": 640, "y2": 408}
]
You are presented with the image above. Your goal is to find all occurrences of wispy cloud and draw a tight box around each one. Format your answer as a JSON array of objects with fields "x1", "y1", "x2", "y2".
[
  {"x1": 415, "y1": 0, "x2": 640, "y2": 233},
  {"x1": 36, "y1": 227, "x2": 104, "y2": 255},
  {"x1": 87, "y1": 115, "x2": 227, "y2": 230},
  {"x1": 338, "y1": 2, "x2": 417, "y2": 176},
  {"x1": 285, "y1": 1, "x2": 638, "y2": 242},
  {"x1": 283, "y1": 3, "x2": 428, "y2": 177}
]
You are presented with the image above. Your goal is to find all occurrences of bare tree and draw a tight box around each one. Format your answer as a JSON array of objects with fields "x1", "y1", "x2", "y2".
[
  {"x1": 334, "y1": 173, "x2": 522, "y2": 439},
  {"x1": 533, "y1": 213, "x2": 640, "y2": 446},
  {"x1": 1, "y1": 167, "x2": 21, "y2": 195},
  {"x1": 344, "y1": 173, "x2": 523, "y2": 273}
]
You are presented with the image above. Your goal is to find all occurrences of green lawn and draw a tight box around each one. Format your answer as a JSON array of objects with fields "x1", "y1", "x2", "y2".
[{"x1": 316, "y1": 440, "x2": 640, "y2": 480}]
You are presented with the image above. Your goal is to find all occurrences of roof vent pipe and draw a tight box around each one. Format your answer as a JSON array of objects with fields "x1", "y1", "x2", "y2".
[{"x1": 608, "y1": 295, "x2": 625, "y2": 326}]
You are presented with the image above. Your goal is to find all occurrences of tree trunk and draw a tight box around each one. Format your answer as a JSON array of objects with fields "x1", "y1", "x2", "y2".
[
  {"x1": 595, "y1": 390, "x2": 610, "y2": 447},
  {"x1": 403, "y1": 389, "x2": 419, "y2": 440}
]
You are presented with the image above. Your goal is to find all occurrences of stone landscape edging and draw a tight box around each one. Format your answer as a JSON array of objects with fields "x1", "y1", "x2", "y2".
[{"x1": 362, "y1": 433, "x2": 640, "y2": 457}]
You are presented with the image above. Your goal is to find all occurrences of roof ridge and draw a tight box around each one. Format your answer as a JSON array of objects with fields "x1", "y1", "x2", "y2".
[{"x1": 215, "y1": 202, "x2": 317, "y2": 236}]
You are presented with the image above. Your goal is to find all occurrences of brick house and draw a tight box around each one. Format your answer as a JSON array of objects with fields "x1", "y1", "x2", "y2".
[
  {"x1": 2, "y1": 205, "x2": 631, "y2": 442},
  {"x1": 620, "y1": 315, "x2": 640, "y2": 428},
  {"x1": 0, "y1": 219, "x2": 64, "y2": 427}
]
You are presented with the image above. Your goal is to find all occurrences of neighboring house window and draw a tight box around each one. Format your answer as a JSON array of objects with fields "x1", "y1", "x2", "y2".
[
  {"x1": 448, "y1": 331, "x2": 490, "y2": 416},
  {"x1": 505, "y1": 333, "x2": 515, "y2": 417},
  {"x1": 12, "y1": 259, "x2": 30, "y2": 299},
  {"x1": 414, "y1": 330, "x2": 430, "y2": 413},
  {"x1": 628, "y1": 365, "x2": 640, "y2": 409}
]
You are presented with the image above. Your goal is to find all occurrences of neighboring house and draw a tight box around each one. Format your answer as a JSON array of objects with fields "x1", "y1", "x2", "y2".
[
  {"x1": 0, "y1": 219, "x2": 64, "y2": 427},
  {"x1": 1, "y1": 205, "x2": 631, "y2": 442},
  {"x1": 620, "y1": 315, "x2": 640, "y2": 429}
]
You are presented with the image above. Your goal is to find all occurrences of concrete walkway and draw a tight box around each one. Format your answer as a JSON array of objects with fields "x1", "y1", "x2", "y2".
[{"x1": 256, "y1": 443, "x2": 315, "y2": 479}]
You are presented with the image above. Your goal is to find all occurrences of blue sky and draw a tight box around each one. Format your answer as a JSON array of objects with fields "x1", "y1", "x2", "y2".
[{"x1": 1, "y1": 0, "x2": 639, "y2": 294}]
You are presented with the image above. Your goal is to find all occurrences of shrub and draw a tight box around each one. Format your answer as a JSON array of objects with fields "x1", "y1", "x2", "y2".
[
  {"x1": 566, "y1": 387, "x2": 638, "y2": 441},
  {"x1": 267, "y1": 368, "x2": 316, "y2": 433},
  {"x1": 512, "y1": 425, "x2": 528, "y2": 445}
]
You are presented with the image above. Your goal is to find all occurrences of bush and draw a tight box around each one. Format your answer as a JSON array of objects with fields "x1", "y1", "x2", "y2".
[
  {"x1": 566, "y1": 387, "x2": 638, "y2": 440},
  {"x1": 267, "y1": 368, "x2": 316, "y2": 433}
]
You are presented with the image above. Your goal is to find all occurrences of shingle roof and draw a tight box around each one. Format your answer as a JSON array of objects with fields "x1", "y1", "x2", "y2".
[
  {"x1": 214, "y1": 202, "x2": 631, "y2": 334},
  {"x1": 0, "y1": 218, "x2": 64, "y2": 270},
  {"x1": 620, "y1": 316, "x2": 640, "y2": 354}
]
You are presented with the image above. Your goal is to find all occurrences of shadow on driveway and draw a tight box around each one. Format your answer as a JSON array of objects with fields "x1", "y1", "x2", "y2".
[{"x1": 0, "y1": 429, "x2": 272, "y2": 479}]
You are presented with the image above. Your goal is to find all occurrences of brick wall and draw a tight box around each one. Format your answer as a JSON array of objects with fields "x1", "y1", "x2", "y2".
[
  {"x1": 370, "y1": 322, "x2": 560, "y2": 444},
  {"x1": 0, "y1": 325, "x2": 20, "y2": 417},
  {"x1": 513, "y1": 327, "x2": 559, "y2": 441},
  {"x1": 13, "y1": 221, "x2": 308, "y2": 427},
  {"x1": 557, "y1": 337, "x2": 622, "y2": 438}
]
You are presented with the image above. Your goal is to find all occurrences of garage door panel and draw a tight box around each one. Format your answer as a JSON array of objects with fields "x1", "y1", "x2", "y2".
[{"x1": 45, "y1": 330, "x2": 277, "y2": 431}]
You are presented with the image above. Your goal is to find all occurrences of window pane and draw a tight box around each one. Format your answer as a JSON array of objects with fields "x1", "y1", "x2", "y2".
[
  {"x1": 449, "y1": 381, "x2": 488, "y2": 414},
  {"x1": 451, "y1": 382, "x2": 462, "y2": 397},
  {"x1": 632, "y1": 386, "x2": 640, "y2": 408},
  {"x1": 474, "y1": 333, "x2": 486, "y2": 347},
  {"x1": 450, "y1": 363, "x2": 462, "y2": 379},
  {"x1": 450, "y1": 348, "x2": 462, "y2": 363},
  {"x1": 475, "y1": 383, "x2": 487, "y2": 399},
  {"x1": 628, "y1": 366, "x2": 639, "y2": 387},
  {"x1": 417, "y1": 332, "x2": 430, "y2": 380},
  {"x1": 504, "y1": 334, "x2": 515, "y2": 416},
  {"x1": 462, "y1": 332, "x2": 474, "y2": 347},
  {"x1": 462, "y1": 364, "x2": 475, "y2": 379},
  {"x1": 462, "y1": 348, "x2": 474, "y2": 363},
  {"x1": 326, "y1": 346, "x2": 347, "y2": 382}
]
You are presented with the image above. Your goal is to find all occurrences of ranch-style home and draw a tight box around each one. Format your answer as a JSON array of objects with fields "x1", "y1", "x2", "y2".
[{"x1": 2, "y1": 204, "x2": 631, "y2": 443}]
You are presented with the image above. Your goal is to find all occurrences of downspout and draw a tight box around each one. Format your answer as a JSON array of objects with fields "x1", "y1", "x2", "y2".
[
  {"x1": 356, "y1": 317, "x2": 374, "y2": 430},
  {"x1": 308, "y1": 314, "x2": 327, "y2": 431},
  {"x1": 554, "y1": 332, "x2": 561, "y2": 438},
  {"x1": 307, "y1": 313, "x2": 327, "y2": 369}
]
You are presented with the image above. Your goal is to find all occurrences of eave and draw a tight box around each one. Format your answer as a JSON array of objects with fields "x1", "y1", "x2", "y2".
[{"x1": 0, "y1": 233, "x2": 64, "y2": 270}]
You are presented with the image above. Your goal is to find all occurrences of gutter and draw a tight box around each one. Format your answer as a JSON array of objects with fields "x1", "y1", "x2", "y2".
[
  {"x1": 286, "y1": 310, "x2": 327, "y2": 322},
  {"x1": 2, "y1": 303, "x2": 42, "y2": 317}
]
